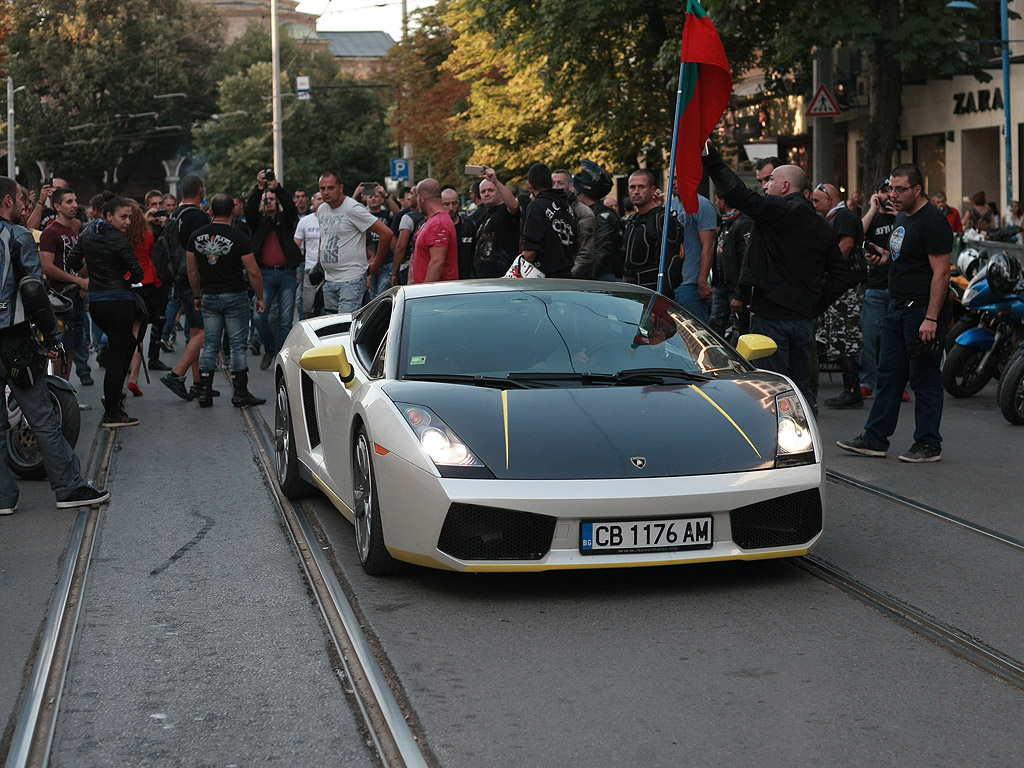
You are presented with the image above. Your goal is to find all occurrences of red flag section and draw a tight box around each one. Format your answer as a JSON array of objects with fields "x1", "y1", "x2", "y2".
[{"x1": 675, "y1": 0, "x2": 733, "y2": 215}]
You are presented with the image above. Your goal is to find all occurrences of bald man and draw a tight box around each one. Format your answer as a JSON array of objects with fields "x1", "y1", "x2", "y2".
[
  {"x1": 702, "y1": 147, "x2": 849, "y2": 411},
  {"x1": 411, "y1": 179, "x2": 458, "y2": 283}
]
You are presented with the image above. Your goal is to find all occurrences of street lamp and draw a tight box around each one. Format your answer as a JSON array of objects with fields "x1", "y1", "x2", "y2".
[
  {"x1": 6, "y1": 78, "x2": 27, "y2": 178},
  {"x1": 948, "y1": 0, "x2": 1013, "y2": 216}
]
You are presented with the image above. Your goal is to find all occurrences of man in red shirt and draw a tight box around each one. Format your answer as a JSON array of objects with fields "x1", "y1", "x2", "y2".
[
  {"x1": 411, "y1": 179, "x2": 458, "y2": 284},
  {"x1": 932, "y1": 191, "x2": 963, "y2": 233},
  {"x1": 39, "y1": 188, "x2": 91, "y2": 383}
]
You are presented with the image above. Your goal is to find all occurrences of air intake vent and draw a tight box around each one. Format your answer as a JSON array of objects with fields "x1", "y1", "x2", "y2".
[
  {"x1": 438, "y1": 504, "x2": 556, "y2": 561},
  {"x1": 301, "y1": 372, "x2": 320, "y2": 449},
  {"x1": 316, "y1": 322, "x2": 350, "y2": 338},
  {"x1": 730, "y1": 489, "x2": 822, "y2": 549}
]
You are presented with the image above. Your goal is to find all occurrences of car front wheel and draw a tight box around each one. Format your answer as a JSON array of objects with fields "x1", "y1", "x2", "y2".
[{"x1": 352, "y1": 426, "x2": 397, "y2": 575}]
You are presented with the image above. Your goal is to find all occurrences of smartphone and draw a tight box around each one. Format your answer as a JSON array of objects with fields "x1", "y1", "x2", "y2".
[
  {"x1": 361, "y1": 182, "x2": 378, "y2": 191},
  {"x1": 44, "y1": 177, "x2": 53, "y2": 186},
  {"x1": 464, "y1": 165, "x2": 485, "y2": 176}
]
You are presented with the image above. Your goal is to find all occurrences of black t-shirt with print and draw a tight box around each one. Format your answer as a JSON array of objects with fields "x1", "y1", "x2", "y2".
[
  {"x1": 188, "y1": 223, "x2": 253, "y2": 295},
  {"x1": 887, "y1": 202, "x2": 952, "y2": 302},
  {"x1": 865, "y1": 211, "x2": 894, "y2": 289}
]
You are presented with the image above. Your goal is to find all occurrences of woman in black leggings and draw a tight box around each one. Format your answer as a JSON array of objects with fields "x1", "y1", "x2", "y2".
[{"x1": 68, "y1": 195, "x2": 144, "y2": 427}]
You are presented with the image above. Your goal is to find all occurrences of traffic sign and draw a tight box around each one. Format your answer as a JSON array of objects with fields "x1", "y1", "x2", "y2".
[
  {"x1": 391, "y1": 158, "x2": 410, "y2": 182},
  {"x1": 805, "y1": 85, "x2": 841, "y2": 118},
  {"x1": 296, "y1": 75, "x2": 310, "y2": 101}
]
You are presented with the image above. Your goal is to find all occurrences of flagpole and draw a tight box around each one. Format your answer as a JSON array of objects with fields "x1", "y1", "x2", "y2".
[{"x1": 657, "y1": 59, "x2": 687, "y2": 297}]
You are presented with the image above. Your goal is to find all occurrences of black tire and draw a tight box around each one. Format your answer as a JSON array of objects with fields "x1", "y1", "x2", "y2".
[
  {"x1": 352, "y1": 426, "x2": 397, "y2": 576},
  {"x1": 997, "y1": 350, "x2": 1024, "y2": 425},
  {"x1": 7, "y1": 383, "x2": 81, "y2": 480},
  {"x1": 942, "y1": 343, "x2": 993, "y2": 398},
  {"x1": 944, "y1": 315, "x2": 978, "y2": 353},
  {"x1": 274, "y1": 379, "x2": 313, "y2": 498}
]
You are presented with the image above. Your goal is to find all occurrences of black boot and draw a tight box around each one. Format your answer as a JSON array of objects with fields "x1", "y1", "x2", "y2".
[
  {"x1": 147, "y1": 335, "x2": 170, "y2": 371},
  {"x1": 197, "y1": 370, "x2": 215, "y2": 408},
  {"x1": 825, "y1": 370, "x2": 864, "y2": 409},
  {"x1": 230, "y1": 370, "x2": 266, "y2": 407}
]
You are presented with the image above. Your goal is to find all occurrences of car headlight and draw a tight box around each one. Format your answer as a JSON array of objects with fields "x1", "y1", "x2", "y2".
[
  {"x1": 397, "y1": 403, "x2": 484, "y2": 467},
  {"x1": 775, "y1": 391, "x2": 815, "y2": 467}
]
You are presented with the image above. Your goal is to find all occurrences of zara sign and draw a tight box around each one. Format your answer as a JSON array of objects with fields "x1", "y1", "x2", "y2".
[{"x1": 953, "y1": 87, "x2": 1004, "y2": 115}]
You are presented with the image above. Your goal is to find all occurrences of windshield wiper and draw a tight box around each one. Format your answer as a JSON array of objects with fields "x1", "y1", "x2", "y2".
[
  {"x1": 402, "y1": 373, "x2": 536, "y2": 389},
  {"x1": 611, "y1": 368, "x2": 711, "y2": 384},
  {"x1": 507, "y1": 371, "x2": 619, "y2": 385}
]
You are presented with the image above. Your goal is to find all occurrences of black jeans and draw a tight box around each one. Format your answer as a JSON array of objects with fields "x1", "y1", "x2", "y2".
[{"x1": 88, "y1": 299, "x2": 138, "y2": 411}]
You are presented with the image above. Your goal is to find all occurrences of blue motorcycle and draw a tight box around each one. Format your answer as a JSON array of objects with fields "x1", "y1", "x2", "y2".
[{"x1": 942, "y1": 252, "x2": 1024, "y2": 398}]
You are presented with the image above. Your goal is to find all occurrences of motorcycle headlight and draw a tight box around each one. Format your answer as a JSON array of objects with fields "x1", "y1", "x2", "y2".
[
  {"x1": 775, "y1": 391, "x2": 815, "y2": 467},
  {"x1": 397, "y1": 403, "x2": 484, "y2": 468}
]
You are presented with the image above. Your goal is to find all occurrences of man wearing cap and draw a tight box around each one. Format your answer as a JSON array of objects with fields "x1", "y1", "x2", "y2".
[
  {"x1": 858, "y1": 177, "x2": 898, "y2": 400},
  {"x1": 572, "y1": 161, "x2": 622, "y2": 282}
]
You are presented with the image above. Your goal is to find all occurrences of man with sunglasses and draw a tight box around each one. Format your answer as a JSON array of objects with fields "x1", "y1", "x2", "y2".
[{"x1": 837, "y1": 164, "x2": 953, "y2": 463}]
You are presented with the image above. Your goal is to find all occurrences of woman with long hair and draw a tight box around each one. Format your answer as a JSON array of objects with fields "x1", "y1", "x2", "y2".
[
  {"x1": 68, "y1": 195, "x2": 144, "y2": 427},
  {"x1": 125, "y1": 200, "x2": 167, "y2": 396}
]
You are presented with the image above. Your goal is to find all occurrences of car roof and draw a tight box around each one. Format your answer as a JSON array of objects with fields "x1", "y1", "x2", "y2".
[{"x1": 396, "y1": 279, "x2": 654, "y2": 300}]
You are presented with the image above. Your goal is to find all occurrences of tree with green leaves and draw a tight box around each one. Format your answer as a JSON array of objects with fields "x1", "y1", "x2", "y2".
[
  {"x1": 709, "y1": 0, "x2": 1001, "y2": 188},
  {"x1": 192, "y1": 22, "x2": 393, "y2": 196},
  {"x1": 2, "y1": 0, "x2": 222, "y2": 189}
]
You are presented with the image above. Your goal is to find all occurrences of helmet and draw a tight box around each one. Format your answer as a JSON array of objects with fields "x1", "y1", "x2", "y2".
[
  {"x1": 957, "y1": 248, "x2": 980, "y2": 279},
  {"x1": 572, "y1": 159, "x2": 613, "y2": 200},
  {"x1": 986, "y1": 251, "x2": 1021, "y2": 296}
]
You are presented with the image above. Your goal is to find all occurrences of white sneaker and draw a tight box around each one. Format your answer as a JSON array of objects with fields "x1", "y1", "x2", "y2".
[{"x1": 0, "y1": 504, "x2": 17, "y2": 515}]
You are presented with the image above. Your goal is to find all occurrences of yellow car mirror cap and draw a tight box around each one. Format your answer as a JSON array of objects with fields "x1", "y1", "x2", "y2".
[
  {"x1": 735, "y1": 333, "x2": 777, "y2": 362},
  {"x1": 299, "y1": 345, "x2": 355, "y2": 388}
]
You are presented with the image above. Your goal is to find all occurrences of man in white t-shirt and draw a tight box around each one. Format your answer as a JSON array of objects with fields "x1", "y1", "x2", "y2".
[
  {"x1": 316, "y1": 172, "x2": 393, "y2": 314},
  {"x1": 294, "y1": 191, "x2": 322, "y2": 319}
]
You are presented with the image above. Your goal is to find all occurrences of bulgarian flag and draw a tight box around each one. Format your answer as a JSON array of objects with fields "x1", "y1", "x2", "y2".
[{"x1": 673, "y1": 0, "x2": 733, "y2": 214}]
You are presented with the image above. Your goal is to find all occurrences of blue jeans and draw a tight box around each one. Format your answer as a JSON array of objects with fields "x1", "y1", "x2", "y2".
[
  {"x1": 749, "y1": 313, "x2": 816, "y2": 410},
  {"x1": 200, "y1": 292, "x2": 251, "y2": 371},
  {"x1": 859, "y1": 288, "x2": 889, "y2": 391},
  {"x1": 709, "y1": 285, "x2": 735, "y2": 336},
  {"x1": 296, "y1": 264, "x2": 307, "y2": 321},
  {"x1": 862, "y1": 302, "x2": 950, "y2": 451},
  {"x1": 674, "y1": 283, "x2": 710, "y2": 324},
  {"x1": 71, "y1": 294, "x2": 92, "y2": 379},
  {"x1": 370, "y1": 260, "x2": 393, "y2": 299},
  {"x1": 0, "y1": 359, "x2": 86, "y2": 506},
  {"x1": 323, "y1": 276, "x2": 366, "y2": 314},
  {"x1": 256, "y1": 268, "x2": 297, "y2": 355}
]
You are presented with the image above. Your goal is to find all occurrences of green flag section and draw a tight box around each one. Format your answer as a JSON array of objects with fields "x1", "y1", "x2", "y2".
[{"x1": 675, "y1": 0, "x2": 733, "y2": 214}]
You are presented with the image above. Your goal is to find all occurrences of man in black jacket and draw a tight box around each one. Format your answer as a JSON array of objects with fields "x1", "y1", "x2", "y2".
[
  {"x1": 521, "y1": 163, "x2": 577, "y2": 278},
  {"x1": 572, "y1": 160, "x2": 622, "y2": 282},
  {"x1": 245, "y1": 169, "x2": 302, "y2": 370},
  {"x1": 702, "y1": 145, "x2": 848, "y2": 410}
]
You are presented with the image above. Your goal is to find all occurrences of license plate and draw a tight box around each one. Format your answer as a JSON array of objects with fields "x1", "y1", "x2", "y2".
[{"x1": 580, "y1": 517, "x2": 713, "y2": 555}]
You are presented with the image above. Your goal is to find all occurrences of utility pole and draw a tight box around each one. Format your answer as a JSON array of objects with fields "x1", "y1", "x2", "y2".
[
  {"x1": 7, "y1": 77, "x2": 15, "y2": 178},
  {"x1": 270, "y1": 0, "x2": 284, "y2": 182},
  {"x1": 811, "y1": 47, "x2": 835, "y2": 190}
]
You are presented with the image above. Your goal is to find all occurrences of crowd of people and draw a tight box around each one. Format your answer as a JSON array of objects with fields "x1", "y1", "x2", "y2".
[{"x1": 0, "y1": 156, "x2": 1010, "y2": 520}]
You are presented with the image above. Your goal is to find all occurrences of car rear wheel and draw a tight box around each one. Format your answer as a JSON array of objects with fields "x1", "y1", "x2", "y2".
[
  {"x1": 352, "y1": 426, "x2": 397, "y2": 575},
  {"x1": 275, "y1": 379, "x2": 313, "y2": 498}
]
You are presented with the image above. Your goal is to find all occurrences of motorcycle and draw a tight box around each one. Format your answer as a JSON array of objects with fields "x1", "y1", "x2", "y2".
[
  {"x1": 997, "y1": 342, "x2": 1024, "y2": 424},
  {"x1": 5, "y1": 288, "x2": 81, "y2": 480},
  {"x1": 941, "y1": 252, "x2": 1024, "y2": 398}
]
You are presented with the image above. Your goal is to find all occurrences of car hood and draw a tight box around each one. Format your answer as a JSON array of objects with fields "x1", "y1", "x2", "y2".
[{"x1": 382, "y1": 375, "x2": 792, "y2": 479}]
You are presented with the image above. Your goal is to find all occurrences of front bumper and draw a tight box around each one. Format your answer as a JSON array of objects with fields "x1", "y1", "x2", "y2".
[{"x1": 374, "y1": 454, "x2": 824, "y2": 572}]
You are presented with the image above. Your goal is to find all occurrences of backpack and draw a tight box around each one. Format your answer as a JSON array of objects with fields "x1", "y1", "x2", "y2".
[{"x1": 152, "y1": 207, "x2": 188, "y2": 286}]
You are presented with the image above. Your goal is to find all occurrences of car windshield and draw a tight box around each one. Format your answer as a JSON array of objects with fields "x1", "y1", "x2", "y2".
[{"x1": 398, "y1": 289, "x2": 748, "y2": 381}]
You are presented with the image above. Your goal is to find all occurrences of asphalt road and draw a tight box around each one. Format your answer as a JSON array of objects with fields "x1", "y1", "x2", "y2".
[{"x1": 2, "y1": 353, "x2": 1023, "y2": 766}]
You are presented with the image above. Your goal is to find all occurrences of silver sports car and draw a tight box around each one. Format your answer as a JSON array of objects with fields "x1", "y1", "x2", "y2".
[{"x1": 274, "y1": 280, "x2": 824, "y2": 575}]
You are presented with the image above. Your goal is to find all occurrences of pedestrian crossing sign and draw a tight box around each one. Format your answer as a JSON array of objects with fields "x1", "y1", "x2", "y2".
[{"x1": 805, "y1": 85, "x2": 841, "y2": 118}]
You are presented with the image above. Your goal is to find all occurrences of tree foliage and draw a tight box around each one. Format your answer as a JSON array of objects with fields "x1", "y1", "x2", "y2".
[
  {"x1": 192, "y1": 22, "x2": 393, "y2": 197},
  {"x1": 377, "y1": 1, "x2": 471, "y2": 187},
  {"x1": 2, "y1": 0, "x2": 222, "y2": 188}
]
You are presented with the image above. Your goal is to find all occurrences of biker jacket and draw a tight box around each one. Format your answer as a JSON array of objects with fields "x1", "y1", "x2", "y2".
[{"x1": 67, "y1": 220, "x2": 144, "y2": 294}]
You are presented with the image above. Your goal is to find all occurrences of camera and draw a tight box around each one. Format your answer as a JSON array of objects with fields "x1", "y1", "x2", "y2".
[
  {"x1": 43, "y1": 177, "x2": 53, "y2": 186},
  {"x1": 264, "y1": 168, "x2": 275, "y2": 182}
]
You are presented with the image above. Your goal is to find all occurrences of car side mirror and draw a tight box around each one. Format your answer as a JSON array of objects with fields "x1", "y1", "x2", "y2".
[
  {"x1": 735, "y1": 334, "x2": 777, "y2": 362},
  {"x1": 299, "y1": 344, "x2": 355, "y2": 389}
]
